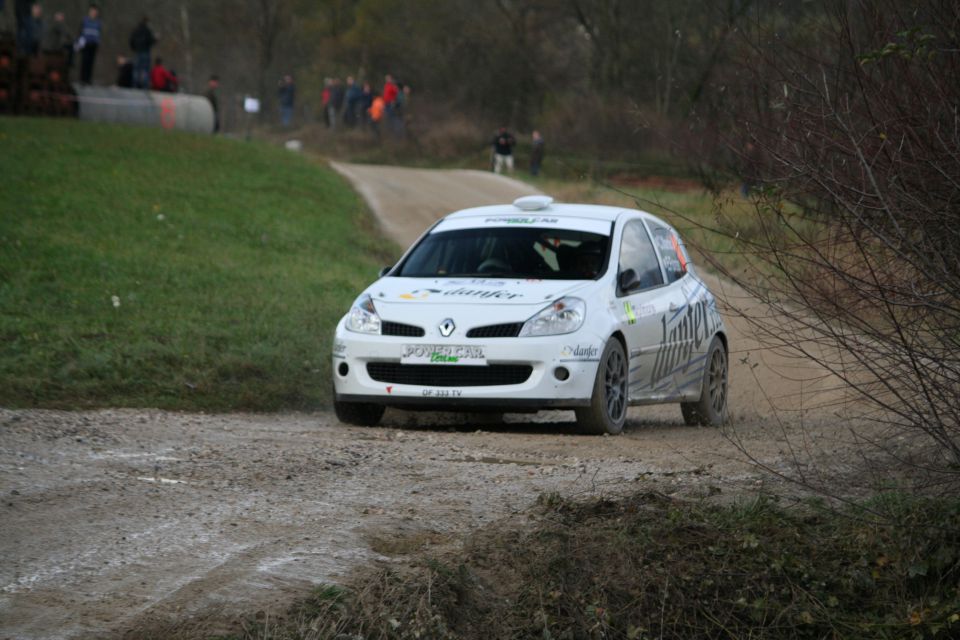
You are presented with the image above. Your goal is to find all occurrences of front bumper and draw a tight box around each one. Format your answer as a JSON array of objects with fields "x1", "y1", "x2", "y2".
[{"x1": 332, "y1": 322, "x2": 603, "y2": 410}]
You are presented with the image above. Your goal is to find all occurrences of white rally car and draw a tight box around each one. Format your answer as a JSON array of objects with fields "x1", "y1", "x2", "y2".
[{"x1": 332, "y1": 195, "x2": 728, "y2": 434}]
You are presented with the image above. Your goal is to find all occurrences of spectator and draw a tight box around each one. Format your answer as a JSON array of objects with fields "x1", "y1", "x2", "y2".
[
  {"x1": 530, "y1": 130, "x2": 545, "y2": 176},
  {"x1": 115, "y1": 55, "x2": 133, "y2": 88},
  {"x1": 77, "y1": 4, "x2": 102, "y2": 85},
  {"x1": 42, "y1": 10, "x2": 70, "y2": 55},
  {"x1": 205, "y1": 75, "x2": 220, "y2": 133},
  {"x1": 128, "y1": 17, "x2": 156, "y2": 89},
  {"x1": 382, "y1": 74, "x2": 399, "y2": 133},
  {"x1": 23, "y1": 2, "x2": 42, "y2": 56},
  {"x1": 491, "y1": 127, "x2": 516, "y2": 174},
  {"x1": 342, "y1": 75, "x2": 361, "y2": 127},
  {"x1": 150, "y1": 57, "x2": 177, "y2": 92},
  {"x1": 278, "y1": 74, "x2": 295, "y2": 127},
  {"x1": 320, "y1": 77, "x2": 331, "y2": 127},
  {"x1": 359, "y1": 81, "x2": 373, "y2": 128},
  {"x1": 368, "y1": 93, "x2": 385, "y2": 140},
  {"x1": 329, "y1": 77, "x2": 344, "y2": 130},
  {"x1": 14, "y1": 0, "x2": 31, "y2": 55}
]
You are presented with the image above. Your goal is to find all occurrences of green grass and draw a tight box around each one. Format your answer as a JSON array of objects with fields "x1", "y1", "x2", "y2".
[{"x1": 0, "y1": 118, "x2": 397, "y2": 410}]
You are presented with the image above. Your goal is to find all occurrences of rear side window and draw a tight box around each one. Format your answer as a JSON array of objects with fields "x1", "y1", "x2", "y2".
[
  {"x1": 647, "y1": 221, "x2": 687, "y2": 283},
  {"x1": 618, "y1": 220, "x2": 663, "y2": 292}
]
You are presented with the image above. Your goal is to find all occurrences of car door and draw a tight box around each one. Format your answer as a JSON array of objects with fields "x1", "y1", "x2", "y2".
[
  {"x1": 644, "y1": 220, "x2": 707, "y2": 401},
  {"x1": 615, "y1": 219, "x2": 682, "y2": 402}
]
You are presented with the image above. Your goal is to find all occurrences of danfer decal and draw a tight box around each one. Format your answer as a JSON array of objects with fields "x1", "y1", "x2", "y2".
[
  {"x1": 624, "y1": 301, "x2": 637, "y2": 325},
  {"x1": 648, "y1": 296, "x2": 722, "y2": 385},
  {"x1": 560, "y1": 344, "x2": 600, "y2": 359},
  {"x1": 400, "y1": 287, "x2": 522, "y2": 301}
]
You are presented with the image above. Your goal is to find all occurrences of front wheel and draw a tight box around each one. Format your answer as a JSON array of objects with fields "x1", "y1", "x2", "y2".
[
  {"x1": 575, "y1": 338, "x2": 628, "y2": 435},
  {"x1": 334, "y1": 398, "x2": 385, "y2": 426},
  {"x1": 681, "y1": 336, "x2": 728, "y2": 427}
]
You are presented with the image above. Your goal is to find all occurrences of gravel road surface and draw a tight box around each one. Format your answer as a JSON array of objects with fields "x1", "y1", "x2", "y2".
[{"x1": 1, "y1": 164, "x2": 853, "y2": 639}]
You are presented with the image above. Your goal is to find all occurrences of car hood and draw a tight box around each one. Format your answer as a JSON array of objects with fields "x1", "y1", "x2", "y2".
[{"x1": 366, "y1": 277, "x2": 593, "y2": 307}]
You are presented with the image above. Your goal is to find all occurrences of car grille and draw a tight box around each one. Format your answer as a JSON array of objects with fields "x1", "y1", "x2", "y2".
[
  {"x1": 466, "y1": 322, "x2": 524, "y2": 338},
  {"x1": 381, "y1": 321, "x2": 425, "y2": 337},
  {"x1": 367, "y1": 363, "x2": 533, "y2": 387}
]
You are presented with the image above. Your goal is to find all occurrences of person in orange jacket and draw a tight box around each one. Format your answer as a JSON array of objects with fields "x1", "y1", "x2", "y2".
[{"x1": 368, "y1": 94, "x2": 385, "y2": 139}]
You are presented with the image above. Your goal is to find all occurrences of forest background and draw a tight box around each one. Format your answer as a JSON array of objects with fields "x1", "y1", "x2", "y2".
[{"x1": 9, "y1": 0, "x2": 833, "y2": 169}]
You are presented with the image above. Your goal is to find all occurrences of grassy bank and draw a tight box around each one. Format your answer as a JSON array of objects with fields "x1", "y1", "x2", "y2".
[
  {"x1": 0, "y1": 118, "x2": 396, "y2": 410},
  {"x1": 229, "y1": 492, "x2": 960, "y2": 640}
]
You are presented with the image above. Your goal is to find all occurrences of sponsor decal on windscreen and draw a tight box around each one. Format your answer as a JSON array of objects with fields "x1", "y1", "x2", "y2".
[{"x1": 399, "y1": 288, "x2": 523, "y2": 301}]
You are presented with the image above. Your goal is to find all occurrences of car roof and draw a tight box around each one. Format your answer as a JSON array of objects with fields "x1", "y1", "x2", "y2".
[{"x1": 442, "y1": 198, "x2": 651, "y2": 225}]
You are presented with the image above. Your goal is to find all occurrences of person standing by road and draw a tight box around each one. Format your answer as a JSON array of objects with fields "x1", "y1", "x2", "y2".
[
  {"x1": 149, "y1": 57, "x2": 177, "y2": 92},
  {"x1": 23, "y1": 2, "x2": 43, "y2": 56},
  {"x1": 128, "y1": 17, "x2": 156, "y2": 89},
  {"x1": 278, "y1": 74, "x2": 295, "y2": 127},
  {"x1": 382, "y1": 74, "x2": 400, "y2": 133},
  {"x1": 368, "y1": 93, "x2": 385, "y2": 140},
  {"x1": 77, "y1": 4, "x2": 101, "y2": 85},
  {"x1": 42, "y1": 10, "x2": 70, "y2": 55},
  {"x1": 530, "y1": 130, "x2": 545, "y2": 176},
  {"x1": 359, "y1": 81, "x2": 373, "y2": 129},
  {"x1": 342, "y1": 75, "x2": 361, "y2": 127},
  {"x1": 205, "y1": 75, "x2": 220, "y2": 133},
  {"x1": 491, "y1": 127, "x2": 516, "y2": 174},
  {"x1": 328, "y1": 77, "x2": 344, "y2": 130}
]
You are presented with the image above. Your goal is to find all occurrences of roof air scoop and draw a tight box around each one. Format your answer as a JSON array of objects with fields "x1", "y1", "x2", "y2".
[{"x1": 512, "y1": 195, "x2": 554, "y2": 211}]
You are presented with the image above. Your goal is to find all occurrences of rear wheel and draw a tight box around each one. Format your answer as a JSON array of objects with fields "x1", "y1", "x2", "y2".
[
  {"x1": 575, "y1": 338, "x2": 628, "y2": 435},
  {"x1": 334, "y1": 398, "x2": 385, "y2": 426},
  {"x1": 681, "y1": 336, "x2": 728, "y2": 426}
]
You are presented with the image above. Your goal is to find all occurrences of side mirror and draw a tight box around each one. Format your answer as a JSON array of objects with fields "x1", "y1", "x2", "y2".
[
  {"x1": 618, "y1": 268, "x2": 639, "y2": 292},
  {"x1": 378, "y1": 266, "x2": 393, "y2": 278}
]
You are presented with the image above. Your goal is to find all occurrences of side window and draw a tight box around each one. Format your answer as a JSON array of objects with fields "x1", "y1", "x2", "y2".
[
  {"x1": 618, "y1": 220, "x2": 663, "y2": 292},
  {"x1": 647, "y1": 221, "x2": 686, "y2": 283}
]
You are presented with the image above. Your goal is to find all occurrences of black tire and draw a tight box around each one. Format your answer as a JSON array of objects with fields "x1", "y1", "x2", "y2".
[
  {"x1": 575, "y1": 338, "x2": 628, "y2": 435},
  {"x1": 681, "y1": 336, "x2": 729, "y2": 427},
  {"x1": 334, "y1": 398, "x2": 385, "y2": 426}
]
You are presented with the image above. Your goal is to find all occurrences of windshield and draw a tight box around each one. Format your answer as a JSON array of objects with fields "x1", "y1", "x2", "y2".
[{"x1": 396, "y1": 226, "x2": 611, "y2": 280}]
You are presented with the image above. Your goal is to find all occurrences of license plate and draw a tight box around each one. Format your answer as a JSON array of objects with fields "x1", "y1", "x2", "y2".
[{"x1": 400, "y1": 344, "x2": 486, "y2": 366}]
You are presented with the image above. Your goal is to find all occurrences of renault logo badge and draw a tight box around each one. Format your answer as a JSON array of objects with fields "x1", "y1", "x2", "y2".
[{"x1": 438, "y1": 318, "x2": 456, "y2": 337}]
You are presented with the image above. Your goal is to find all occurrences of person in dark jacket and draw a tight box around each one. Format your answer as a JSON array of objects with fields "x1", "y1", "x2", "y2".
[
  {"x1": 359, "y1": 82, "x2": 373, "y2": 128},
  {"x1": 128, "y1": 17, "x2": 156, "y2": 89},
  {"x1": 115, "y1": 55, "x2": 134, "y2": 87},
  {"x1": 529, "y1": 130, "x2": 545, "y2": 176},
  {"x1": 278, "y1": 74, "x2": 295, "y2": 127},
  {"x1": 342, "y1": 76, "x2": 361, "y2": 127},
  {"x1": 205, "y1": 75, "x2": 220, "y2": 133},
  {"x1": 491, "y1": 127, "x2": 516, "y2": 174},
  {"x1": 20, "y1": 2, "x2": 43, "y2": 56},
  {"x1": 42, "y1": 11, "x2": 70, "y2": 52},
  {"x1": 78, "y1": 4, "x2": 102, "y2": 85},
  {"x1": 15, "y1": 0, "x2": 32, "y2": 55}
]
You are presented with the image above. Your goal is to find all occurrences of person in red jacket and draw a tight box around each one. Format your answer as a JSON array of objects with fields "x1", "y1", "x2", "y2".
[
  {"x1": 382, "y1": 74, "x2": 400, "y2": 134},
  {"x1": 150, "y1": 57, "x2": 177, "y2": 92}
]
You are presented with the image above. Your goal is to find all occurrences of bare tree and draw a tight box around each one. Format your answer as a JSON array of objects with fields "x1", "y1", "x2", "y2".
[{"x1": 699, "y1": 0, "x2": 960, "y2": 493}]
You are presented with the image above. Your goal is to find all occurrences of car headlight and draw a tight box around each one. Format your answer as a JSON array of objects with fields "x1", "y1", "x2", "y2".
[
  {"x1": 519, "y1": 297, "x2": 586, "y2": 337},
  {"x1": 345, "y1": 294, "x2": 382, "y2": 334}
]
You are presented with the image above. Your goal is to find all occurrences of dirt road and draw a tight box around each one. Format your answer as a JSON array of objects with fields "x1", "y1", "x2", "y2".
[{"x1": 1, "y1": 164, "x2": 851, "y2": 640}]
